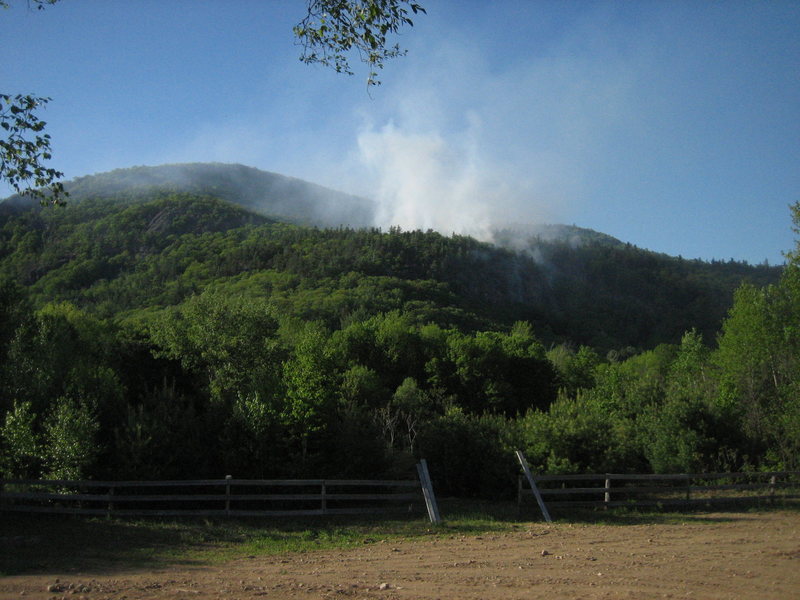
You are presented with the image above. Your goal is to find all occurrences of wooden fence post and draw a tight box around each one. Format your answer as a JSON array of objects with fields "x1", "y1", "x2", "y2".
[
  {"x1": 417, "y1": 459, "x2": 441, "y2": 524},
  {"x1": 604, "y1": 475, "x2": 611, "y2": 509},
  {"x1": 515, "y1": 451, "x2": 552, "y2": 523},
  {"x1": 321, "y1": 481, "x2": 327, "y2": 515},
  {"x1": 769, "y1": 475, "x2": 776, "y2": 505},
  {"x1": 107, "y1": 485, "x2": 115, "y2": 519},
  {"x1": 225, "y1": 475, "x2": 232, "y2": 516},
  {"x1": 685, "y1": 474, "x2": 691, "y2": 502}
]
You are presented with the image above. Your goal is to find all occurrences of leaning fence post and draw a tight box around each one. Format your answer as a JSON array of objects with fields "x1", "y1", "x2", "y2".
[
  {"x1": 416, "y1": 459, "x2": 441, "y2": 524},
  {"x1": 515, "y1": 451, "x2": 552, "y2": 523},
  {"x1": 225, "y1": 475, "x2": 232, "y2": 516}
]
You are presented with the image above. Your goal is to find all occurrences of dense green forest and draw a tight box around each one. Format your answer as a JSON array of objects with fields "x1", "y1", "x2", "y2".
[{"x1": 0, "y1": 166, "x2": 796, "y2": 497}]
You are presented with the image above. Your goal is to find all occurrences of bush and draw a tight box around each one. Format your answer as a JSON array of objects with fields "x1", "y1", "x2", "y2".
[
  {"x1": 415, "y1": 408, "x2": 520, "y2": 499},
  {"x1": 519, "y1": 390, "x2": 645, "y2": 474},
  {"x1": 41, "y1": 397, "x2": 99, "y2": 480},
  {"x1": 0, "y1": 400, "x2": 40, "y2": 479}
]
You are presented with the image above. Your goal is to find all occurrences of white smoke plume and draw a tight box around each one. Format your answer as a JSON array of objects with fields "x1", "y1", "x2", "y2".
[{"x1": 357, "y1": 120, "x2": 495, "y2": 240}]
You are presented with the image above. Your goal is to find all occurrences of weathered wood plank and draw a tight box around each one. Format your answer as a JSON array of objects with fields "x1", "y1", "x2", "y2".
[
  {"x1": 1, "y1": 491, "x2": 422, "y2": 504},
  {"x1": 533, "y1": 474, "x2": 607, "y2": 482},
  {"x1": 519, "y1": 469, "x2": 800, "y2": 514},
  {"x1": 515, "y1": 451, "x2": 552, "y2": 523},
  {"x1": 2, "y1": 491, "x2": 112, "y2": 502},
  {"x1": 417, "y1": 459, "x2": 441, "y2": 524},
  {"x1": 538, "y1": 487, "x2": 610, "y2": 496},
  {"x1": 0, "y1": 478, "x2": 418, "y2": 488},
  {"x1": 0, "y1": 476, "x2": 426, "y2": 519},
  {"x1": 323, "y1": 493, "x2": 420, "y2": 501},
  {"x1": 542, "y1": 494, "x2": 797, "y2": 509}
]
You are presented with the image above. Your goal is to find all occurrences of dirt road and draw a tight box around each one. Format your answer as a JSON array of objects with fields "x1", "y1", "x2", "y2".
[{"x1": 3, "y1": 510, "x2": 799, "y2": 599}]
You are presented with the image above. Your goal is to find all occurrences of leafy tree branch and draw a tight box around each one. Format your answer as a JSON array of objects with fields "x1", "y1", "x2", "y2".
[
  {"x1": 0, "y1": 1, "x2": 425, "y2": 201},
  {"x1": 294, "y1": 0, "x2": 425, "y2": 86},
  {"x1": 0, "y1": 94, "x2": 67, "y2": 204}
]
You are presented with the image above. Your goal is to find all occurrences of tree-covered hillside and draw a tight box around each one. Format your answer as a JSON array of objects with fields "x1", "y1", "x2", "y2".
[
  {"x1": 0, "y1": 174, "x2": 794, "y2": 496},
  {"x1": 0, "y1": 187, "x2": 779, "y2": 350},
  {"x1": 0, "y1": 163, "x2": 377, "y2": 228}
]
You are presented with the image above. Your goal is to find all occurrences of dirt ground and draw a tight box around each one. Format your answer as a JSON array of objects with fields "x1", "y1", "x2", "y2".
[{"x1": 3, "y1": 510, "x2": 799, "y2": 600}]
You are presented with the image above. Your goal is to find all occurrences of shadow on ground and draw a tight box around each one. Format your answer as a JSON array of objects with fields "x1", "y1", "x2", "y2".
[
  {"x1": 0, "y1": 513, "x2": 234, "y2": 576},
  {"x1": 3, "y1": 500, "x2": 797, "y2": 576}
]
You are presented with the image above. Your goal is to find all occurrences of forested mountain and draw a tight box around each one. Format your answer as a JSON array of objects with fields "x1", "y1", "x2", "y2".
[
  {"x1": 0, "y1": 163, "x2": 377, "y2": 228},
  {"x1": 0, "y1": 163, "x2": 781, "y2": 350},
  {"x1": 0, "y1": 165, "x2": 795, "y2": 496}
]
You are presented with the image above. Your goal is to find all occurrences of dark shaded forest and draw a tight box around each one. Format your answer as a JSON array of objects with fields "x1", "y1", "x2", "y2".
[{"x1": 0, "y1": 168, "x2": 796, "y2": 498}]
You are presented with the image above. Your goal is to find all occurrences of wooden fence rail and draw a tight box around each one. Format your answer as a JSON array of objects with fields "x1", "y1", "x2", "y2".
[
  {"x1": 0, "y1": 476, "x2": 428, "y2": 519},
  {"x1": 518, "y1": 470, "x2": 800, "y2": 513}
]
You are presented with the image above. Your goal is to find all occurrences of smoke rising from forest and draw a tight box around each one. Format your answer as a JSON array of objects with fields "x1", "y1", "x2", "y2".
[
  {"x1": 335, "y1": 30, "x2": 609, "y2": 242},
  {"x1": 357, "y1": 121, "x2": 497, "y2": 240},
  {"x1": 351, "y1": 118, "x2": 554, "y2": 243}
]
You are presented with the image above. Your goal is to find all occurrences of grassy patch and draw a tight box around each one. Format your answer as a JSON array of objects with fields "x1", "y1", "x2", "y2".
[
  {"x1": 0, "y1": 502, "x2": 519, "y2": 576},
  {"x1": 4, "y1": 499, "x2": 795, "y2": 576}
]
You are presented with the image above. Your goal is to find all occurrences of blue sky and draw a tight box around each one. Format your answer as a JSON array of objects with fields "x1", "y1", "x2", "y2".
[{"x1": 2, "y1": 1, "x2": 798, "y2": 264}]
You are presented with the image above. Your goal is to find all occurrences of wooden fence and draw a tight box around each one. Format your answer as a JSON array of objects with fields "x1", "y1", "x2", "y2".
[
  {"x1": 0, "y1": 476, "x2": 429, "y2": 519},
  {"x1": 518, "y1": 470, "x2": 800, "y2": 514}
]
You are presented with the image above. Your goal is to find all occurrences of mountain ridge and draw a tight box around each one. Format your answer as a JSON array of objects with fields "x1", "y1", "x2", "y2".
[
  {"x1": 2, "y1": 162, "x2": 630, "y2": 254},
  {"x1": 0, "y1": 186, "x2": 782, "y2": 351},
  {"x1": 1, "y1": 162, "x2": 376, "y2": 229}
]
